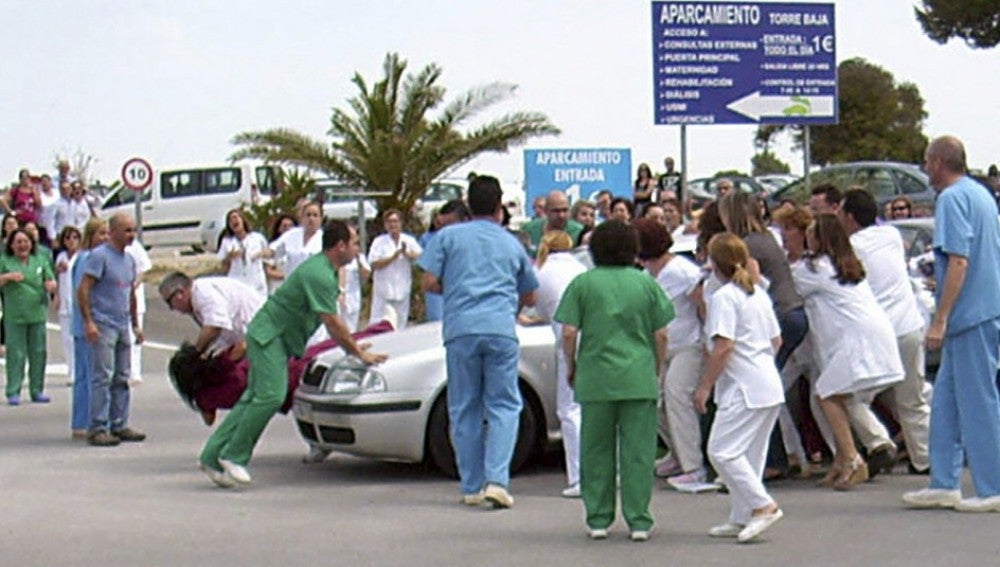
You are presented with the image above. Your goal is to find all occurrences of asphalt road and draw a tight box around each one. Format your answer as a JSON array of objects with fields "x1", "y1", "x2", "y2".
[{"x1": 0, "y1": 289, "x2": 997, "y2": 566}]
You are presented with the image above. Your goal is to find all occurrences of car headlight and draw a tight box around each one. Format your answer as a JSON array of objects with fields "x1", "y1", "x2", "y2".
[{"x1": 322, "y1": 355, "x2": 387, "y2": 395}]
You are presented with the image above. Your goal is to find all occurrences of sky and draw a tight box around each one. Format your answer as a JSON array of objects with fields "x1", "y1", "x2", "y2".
[{"x1": 2, "y1": 0, "x2": 998, "y2": 189}]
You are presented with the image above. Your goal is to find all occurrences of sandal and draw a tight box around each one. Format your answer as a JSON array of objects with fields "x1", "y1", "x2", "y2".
[{"x1": 833, "y1": 455, "x2": 869, "y2": 491}]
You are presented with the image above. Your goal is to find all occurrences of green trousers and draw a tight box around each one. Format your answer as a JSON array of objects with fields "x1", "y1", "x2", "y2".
[
  {"x1": 580, "y1": 399, "x2": 657, "y2": 532},
  {"x1": 4, "y1": 321, "x2": 47, "y2": 398},
  {"x1": 200, "y1": 337, "x2": 288, "y2": 469}
]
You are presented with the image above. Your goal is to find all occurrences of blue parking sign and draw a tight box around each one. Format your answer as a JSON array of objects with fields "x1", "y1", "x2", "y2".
[{"x1": 523, "y1": 148, "x2": 633, "y2": 213}]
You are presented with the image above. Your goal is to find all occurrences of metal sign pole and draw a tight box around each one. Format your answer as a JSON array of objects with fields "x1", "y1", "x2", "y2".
[
  {"x1": 804, "y1": 125, "x2": 812, "y2": 193},
  {"x1": 679, "y1": 124, "x2": 688, "y2": 208},
  {"x1": 135, "y1": 197, "x2": 143, "y2": 244}
]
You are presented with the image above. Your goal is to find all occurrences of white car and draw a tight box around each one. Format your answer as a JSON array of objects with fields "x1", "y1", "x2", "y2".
[{"x1": 293, "y1": 321, "x2": 561, "y2": 476}]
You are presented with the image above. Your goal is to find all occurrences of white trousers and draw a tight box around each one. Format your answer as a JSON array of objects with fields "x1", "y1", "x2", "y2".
[
  {"x1": 884, "y1": 329, "x2": 931, "y2": 469},
  {"x1": 370, "y1": 294, "x2": 409, "y2": 330},
  {"x1": 708, "y1": 397, "x2": 780, "y2": 525},
  {"x1": 127, "y1": 311, "x2": 145, "y2": 380},
  {"x1": 659, "y1": 344, "x2": 704, "y2": 472},
  {"x1": 58, "y1": 313, "x2": 74, "y2": 385},
  {"x1": 552, "y1": 323, "x2": 581, "y2": 486}
]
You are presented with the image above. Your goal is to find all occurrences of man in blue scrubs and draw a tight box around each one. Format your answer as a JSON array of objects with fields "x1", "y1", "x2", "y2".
[
  {"x1": 419, "y1": 175, "x2": 538, "y2": 509},
  {"x1": 903, "y1": 136, "x2": 1000, "y2": 512}
]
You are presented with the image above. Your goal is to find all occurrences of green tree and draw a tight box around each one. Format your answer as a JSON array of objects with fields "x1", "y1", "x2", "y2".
[
  {"x1": 915, "y1": 0, "x2": 1000, "y2": 48},
  {"x1": 754, "y1": 58, "x2": 928, "y2": 166},
  {"x1": 230, "y1": 52, "x2": 559, "y2": 218},
  {"x1": 240, "y1": 169, "x2": 315, "y2": 234},
  {"x1": 751, "y1": 151, "x2": 791, "y2": 175}
]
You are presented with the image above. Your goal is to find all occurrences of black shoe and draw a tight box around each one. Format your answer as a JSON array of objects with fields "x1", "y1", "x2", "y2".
[
  {"x1": 111, "y1": 427, "x2": 147, "y2": 443},
  {"x1": 866, "y1": 444, "x2": 897, "y2": 478},
  {"x1": 88, "y1": 430, "x2": 121, "y2": 447},
  {"x1": 907, "y1": 462, "x2": 930, "y2": 475}
]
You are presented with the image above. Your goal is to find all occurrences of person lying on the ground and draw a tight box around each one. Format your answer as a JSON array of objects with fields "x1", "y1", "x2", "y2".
[{"x1": 168, "y1": 320, "x2": 395, "y2": 426}]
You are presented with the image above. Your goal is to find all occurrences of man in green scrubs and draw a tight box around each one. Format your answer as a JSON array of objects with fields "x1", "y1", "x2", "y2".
[
  {"x1": 555, "y1": 220, "x2": 674, "y2": 541},
  {"x1": 199, "y1": 220, "x2": 388, "y2": 488},
  {"x1": 520, "y1": 191, "x2": 584, "y2": 256}
]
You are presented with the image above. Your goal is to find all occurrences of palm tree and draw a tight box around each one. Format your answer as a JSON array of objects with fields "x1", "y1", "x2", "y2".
[{"x1": 230, "y1": 52, "x2": 560, "y2": 217}]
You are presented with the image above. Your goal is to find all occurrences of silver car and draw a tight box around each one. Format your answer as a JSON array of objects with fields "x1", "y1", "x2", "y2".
[{"x1": 292, "y1": 321, "x2": 560, "y2": 476}]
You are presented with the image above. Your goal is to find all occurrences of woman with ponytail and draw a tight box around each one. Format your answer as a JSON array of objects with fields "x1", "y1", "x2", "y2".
[
  {"x1": 790, "y1": 214, "x2": 903, "y2": 490},
  {"x1": 693, "y1": 232, "x2": 785, "y2": 543}
]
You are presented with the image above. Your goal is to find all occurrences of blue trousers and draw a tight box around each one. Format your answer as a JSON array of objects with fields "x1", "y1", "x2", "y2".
[
  {"x1": 929, "y1": 318, "x2": 1000, "y2": 497},
  {"x1": 72, "y1": 337, "x2": 91, "y2": 431},
  {"x1": 89, "y1": 325, "x2": 132, "y2": 433},
  {"x1": 445, "y1": 335, "x2": 522, "y2": 495}
]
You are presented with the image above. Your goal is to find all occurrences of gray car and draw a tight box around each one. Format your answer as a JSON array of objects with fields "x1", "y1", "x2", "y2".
[
  {"x1": 769, "y1": 162, "x2": 935, "y2": 216},
  {"x1": 292, "y1": 321, "x2": 560, "y2": 477}
]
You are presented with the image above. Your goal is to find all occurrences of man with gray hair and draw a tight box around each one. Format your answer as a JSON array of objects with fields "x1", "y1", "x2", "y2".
[
  {"x1": 903, "y1": 136, "x2": 1000, "y2": 512},
  {"x1": 158, "y1": 272, "x2": 264, "y2": 356}
]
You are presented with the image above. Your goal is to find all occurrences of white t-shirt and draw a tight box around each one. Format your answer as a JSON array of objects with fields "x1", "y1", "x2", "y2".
[
  {"x1": 217, "y1": 232, "x2": 269, "y2": 297},
  {"x1": 39, "y1": 188, "x2": 60, "y2": 239},
  {"x1": 369, "y1": 232, "x2": 422, "y2": 302},
  {"x1": 341, "y1": 253, "x2": 371, "y2": 314},
  {"x1": 849, "y1": 225, "x2": 925, "y2": 337},
  {"x1": 270, "y1": 226, "x2": 323, "y2": 279},
  {"x1": 55, "y1": 250, "x2": 79, "y2": 316},
  {"x1": 704, "y1": 282, "x2": 784, "y2": 409},
  {"x1": 190, "y1": 277, "x2": 266, "y2": 353},
  {"x1": 535, "y1": 252, "x2": 587, "y2": 323},
  {"x1": 125, "y1": 240, "x2": 152, "y2": 315},
  {"x1": 653, "y1": 255, "x2": 703, "y2": 349}
]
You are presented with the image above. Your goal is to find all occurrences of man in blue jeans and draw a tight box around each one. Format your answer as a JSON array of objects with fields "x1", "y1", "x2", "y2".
[
  {"x1": 77, "y1": 213, "x2": 146, "y2": 447},
  {"x1": 419, "y1": 175, "x2": 538, "y2": 509}
]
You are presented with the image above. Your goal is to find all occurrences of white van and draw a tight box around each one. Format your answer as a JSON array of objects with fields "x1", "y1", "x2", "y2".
[{"x1": 100, "y1": 163, "x2": 281, "y2": 250}]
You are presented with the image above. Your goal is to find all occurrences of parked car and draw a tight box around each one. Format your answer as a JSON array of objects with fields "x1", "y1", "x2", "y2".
[
  {"x1": 887, "y1": 217, "x2": 939, "y2": 372},
  {"x1": 101, "y1": 162, "x2": 282, "y2": 251},
  {"x1": 686, "y1": 175, "x2": 769, "y2": 211},
  {"x1": 313, "y1": 179, "x2": 381, "y2": 222},
  {"x1": 768, "y1": 162, "x2": 935, "y2": 216},
  {"x1": 292, "y1": 321, "x2": 559, "y2": 477},
  {"x1": 755, "y1": 174, "x2": 798, "y2": 193}
]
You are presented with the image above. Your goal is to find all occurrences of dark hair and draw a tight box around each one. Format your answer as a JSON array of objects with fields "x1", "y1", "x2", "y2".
[
  {"x1": 222, "y1": 209, "x2": 253, "y2": 238},
  {"x1": 58, "y1": 225, "x2": 81, "y2": 249},
  {"x1": 809, "y1": 214, "x2": 865, "y2": 285},
  {"x1": 167, "y1": 342, "x2": 240, "y2": 412},
  {"x1": 322, "y1": 219, "x2": 351, "y2": 249},
  {"x1": 635, "y1": 163, "x2": 652, "y2": 182},
  {"x1": 696, "y1": 201, "x2": 726, "y2": 256},
  {"x1": 811, "y1": 183, "x2": 842, "y2": 206},
  {"x1": 609, "y1": 197, "x2": 634, "y2": 217},
  {"x1": 468, "y1": 175, "x2": 503, "y2": 216},
  {"x1": 439, "y1": 198, "x2": 471, "y2": 221},
  {"x1": 589, "y1": 220, "x2": 638, "y2": 266},
  {"x1": 634, "y1": 218, "x2": 673, "y2": 260},
  {"x1": 5, "y1": 228, "x2": 36, "y2": 256},
  {"x1": 841, "y1": 189, "x2": 878, "y2": 228},
  {"x1": 269, "y1": 214, "x2": 297, "y2": 242},
  {"x1": 596, "y1": 189, "x2": 613, "y2": 200},
  {"x1": 1, "y1": 213, "x2": 20, "y2": 238}
]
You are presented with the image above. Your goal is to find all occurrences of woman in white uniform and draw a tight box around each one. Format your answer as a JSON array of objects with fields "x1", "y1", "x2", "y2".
[
  {"x1": 338, "y1": 249, "x2": 371, "y2": 333},
  {"x1": 695, "y1": 233, "x2": 785, "y2": 543},
  {"x1": 217, "y1": 209, "x2": 268, "y2": 297},
  {"x1": 54, "y1": 226, "x2": 82, "y2": 387},
  {"x1": 634, "y1": 218, "x2": 707, "y2": 489},
  {"x1": 791, "y1": 214, "x2": 904, "y2": 490},
  {"x1": 369, "y1": 209, "x2": 421, "y2": 328},
  {"x1": 533, "y1": 230, "x2": 587, "y2": 498},
  {"x1": 267, "y1": 202, "x2": 323, "y2": 281},
  {"x1": 125, "y1": 237, "x2": 152, "y2": 383}
]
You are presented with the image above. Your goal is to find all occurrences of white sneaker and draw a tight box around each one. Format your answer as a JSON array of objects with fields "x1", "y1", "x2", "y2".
[
  {"x1": 708, "y1": 522, "x2": 745, "y2": 538},
  {"x1": 588, "y1": 528, "x2": 608, "y2": 540},
  {"x1": 199, "y1": 462, "x2": 235, "y2": 489},
  {"x1": 902, "y1": 488, "x2": 961, "y2": 509},
  {"x1": 561, "y1": 484, "x2": 581, "y2": 498},
  {"x1": 218, "y1": 458, "x2": 252, "y2": 485},
  {"x1": 738, "y1": 509, "x2": 783, "y2": 543},
  {"x1": 462, "y1": 490, "x2": 485, "y2": 506},
  {"x1": 483, "y1": 484, "x2": 514, "y2": 509},
  {"x1": 955, "y1": 495, "x2": 1000, "y2": 513},
  {"x1": 629, "y1": 530, "x2": 650, "y2": 542}
]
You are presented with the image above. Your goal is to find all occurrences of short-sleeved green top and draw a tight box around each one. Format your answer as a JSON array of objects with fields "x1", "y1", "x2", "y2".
[
  {"x1": 554, "y1": 266, "x2": 675, "y2": 402},
  {"x1": 0, "y1": 254, "x2": 55, "y2": 324},
  {"x1": 247, "y1": 252, "x2": 339, "y2": 357},
  {"x1": 521, "y1": 218, "x2": 584, "y2": 257}
]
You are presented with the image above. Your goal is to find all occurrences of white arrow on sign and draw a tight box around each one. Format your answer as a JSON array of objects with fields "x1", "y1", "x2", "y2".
[{"x1": 726, "y1": 91, "x2": 835, "y2": 121}]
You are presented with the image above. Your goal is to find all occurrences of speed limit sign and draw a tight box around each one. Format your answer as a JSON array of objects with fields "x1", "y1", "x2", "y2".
[{"x1": 121, "y1": 157, "x2": 153, "y2": 192}]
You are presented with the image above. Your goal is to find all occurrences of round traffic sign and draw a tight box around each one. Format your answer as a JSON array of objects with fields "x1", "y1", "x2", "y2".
[{"x1": 121, "y1": 157, "x2": 154, "y2": 192}]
